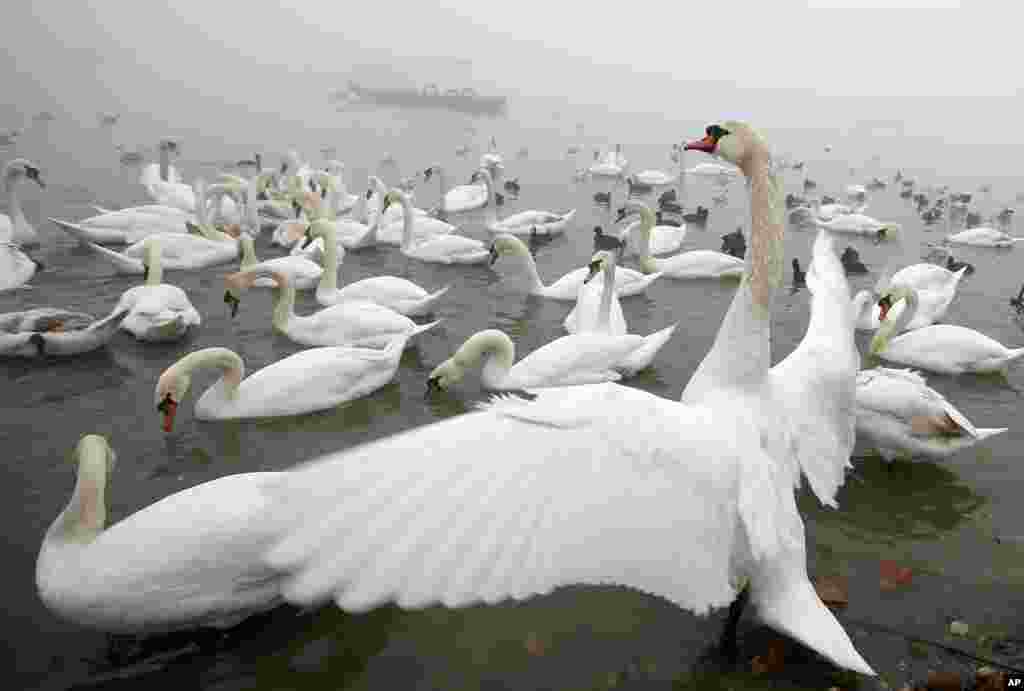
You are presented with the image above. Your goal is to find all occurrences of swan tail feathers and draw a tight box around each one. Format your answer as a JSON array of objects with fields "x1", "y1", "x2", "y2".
[
  {"x1": 49, "y1": 218, "x2": 107, "y2": 245},
  {"x1": 83, "y1": 242, "x2": 145, "y2": 275},
  {"x1": 407, "y1": 285, "x2": 451, "y2": 316},
  {"x1": 617, "y1": 323, "x2": 678, "y2": 375},
  {"x1": 1006, "y1": 347, "x2": 1024, "y2": 365},
  {"x1": 408, "y1": 319, "x2": 442, "y2": 338},
  {"x1": 975, "y1": 427, "x2": 1009, "y2": 441},
  {"x1": 89, "y1": 308, "x2": 132, "y2": 336},
  {"x1": 91, "y1": 205, "x2": 116, "y2": 215},
  {"x1": 754, "y1": 579, "x2": 875, "y2": 676}
]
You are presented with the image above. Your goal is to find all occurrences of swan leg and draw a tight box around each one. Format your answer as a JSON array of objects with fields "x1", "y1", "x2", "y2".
[{"x1": 718, "y1": 583, "x2": 749, "y2": 663}]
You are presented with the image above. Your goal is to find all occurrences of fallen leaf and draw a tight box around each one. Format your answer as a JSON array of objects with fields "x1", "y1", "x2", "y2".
[
  {"x1": 814, "y1": 575, "x2": 849, "y2": 610},
  {"x1": 925, "y1": 670, "x2": 960, "y2": 691},
  {"x1": 974, "y1": 666, "x2": 1007, "y2": 691}
]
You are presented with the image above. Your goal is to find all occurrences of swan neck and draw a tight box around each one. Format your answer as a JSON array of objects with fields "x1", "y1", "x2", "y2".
[
  {"x1": 746, "y1": 152, "x2": 784, "y2": 311},
  {"x1": 436, "y1": 167, "x2": 448, "y2": 214},
  {"x1": 177, "y1": 347, "x2": 245, "y2": 398},
  {"x1": 239, "y1": 236, "x2": 257, "y2": 270},
  {"x1": 318, "y1": 225, "x2": 339, "y2": 292},
  {"x1": 144, "y1": 240, "x2": 164, "y2": 285},
  {"x1": 159, "y1": 145, "x2": 170, "y2": 182},
  {"x1": 5, "y1": 174, "x2": 24, "y2": 221},
  {"x1": 480, "y1": 169, "x2": 497, "y2": 222},
  {"x1": 457, "y1": 330, "x2": 515, "y2": 387},
  {"x1": 397, "y1": 193, "x2": 415, "y2": 250},
  {"x1": 597, "y1": 259, "x2": 615, "y2": 331},
  {"x1": 47, "y1": 440, "x2": 110, "y2": 545},
  {"x1": 888, "y1": 287, "x2": 918, "y2": 334}
]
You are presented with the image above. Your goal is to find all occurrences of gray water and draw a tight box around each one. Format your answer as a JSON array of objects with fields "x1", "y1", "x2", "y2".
[{"x1": 3, "y1": 115, "x2": 1024, "y2": 691}]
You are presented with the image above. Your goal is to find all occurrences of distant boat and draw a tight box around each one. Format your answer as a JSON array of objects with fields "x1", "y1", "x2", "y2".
[{"x1": 343, "y1": 81, "x2": 507, "y2": 117}]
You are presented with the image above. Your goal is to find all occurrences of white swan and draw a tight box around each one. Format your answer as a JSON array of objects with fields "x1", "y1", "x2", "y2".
[
  {"x1": 238, "y1": 234, "x2": 324, "y2": 291},
  {"x1": 564, "y1": 250, "x2": 679, "y2": 375},
  {"x1": 155, "y1": 343, "x2": 411, "y2": 429},
  {"x1": 255, "y1": 121, "x2": 874, "y2": 677},
  {"x1": 0, "y1": 307, "x2": 129, "y2": 358},
  {"x1": 589, "y1": 150, "x2": 625, "y2": 177},
  {"x1": 84, "y1": 229, "x2": 240, "y2": 275},
  {"x1": 617, "y1": 218, "x2": 687, "y2": 257},
  {"x1": 854, "y1": 367, "x2": 1007, "y2": 462},
  {"x1": 0, "y1": 238, "x2": 42, "y2": 291},
  {"x1": 632, "y1": 169, "x2": 677, "y2": 186},
  {"x1": 815, "y1": 213, "x2": 899, "y2": 239},
  {"x1": 322, "y1": 161, "x2": 359, "y2": 216},
  {"x1": 384, "y1": 189, "x2": 490, "y2": 265},
  {"x1": 617, "y1": 202, "x2": 744, "y2": 279},
  {"x1": 113, "y1": 237, "x2": 200, "y2": 342},
  {"x1": 366, "y1": 175, "x2": 429, "y2": 227},
  {"x1": 870, "y1": 285, "x2": 1024, "y2": 374},
  {"x1": 3, "y1": 158, "x2": 45, "y2": 247},
  {"x1": 37, "y1": 434, "x2": 287, "y2": 633},
  {"x1": 686, "y1": 162, "x2": 739, "y2": 177},
  {"x1": 303, "y1": 221, "x2": 449, "y2": 315},
  {"x1": 373, "y1": 176, "x2": 455, "y2": 244},
  {"x1": 946, "y1": 227, "x2": 1020, "y2": 247},
  {"x1": 851, "y1": 264, "x2": 965, "y2": 331},
  {"x1": 475, "y1": 168, "x2": 576, "y2": 236},
  {"x1": 488, "y1": 234, "x2": 661, "y2": 299},
  {"x1": 224, "y1": 268, "x2": 440, "y2": 348},
  {"x1": 425, "y1": 329, "x2": 647, "y2": 391}
]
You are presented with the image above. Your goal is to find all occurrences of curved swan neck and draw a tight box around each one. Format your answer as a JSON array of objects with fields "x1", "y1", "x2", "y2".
[
  {"x1": 175, "y1": 347, "x2": 245, "y2": 399},
  {"x1": 632, "y1": 204, "x2": 658, "y2": 271},
  {"x1": 478, "y1": 168, "x2": 497, "y2": 222},
  {"x1": 393, "y1": 191, "x2": 415, "y2": 250},
  {"x1": 885, "y1": 286, "x2": 919, "y2": 334},
  {"x1": 239, "y1": 235, "x2": 257, "y2": 270},
  {"x1": 46, "y1": 436, "x2": 111, "y2": 545},
  {"x1": 497, "y1": 239, "x2": 546, "y2": 292},
  {"x1": 456, "y1": 330, "x2": 515, "y2": 385},
  {"x1": 683, "y1": 144, "x2": 782, "y2": 399},
  {"x1": 313, "y1": 223, "x2": 339, "y2": 293}
]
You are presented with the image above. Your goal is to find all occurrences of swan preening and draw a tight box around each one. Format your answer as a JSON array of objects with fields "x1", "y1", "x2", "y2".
[
  {"x1": 0, "y1": 307, "x2": 129, "y2": 358},
  {"x1": 256, "y1": 122, "x2": 875, "y2": 677}
]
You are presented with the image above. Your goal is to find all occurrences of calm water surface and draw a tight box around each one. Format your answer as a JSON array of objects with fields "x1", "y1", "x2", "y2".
[{"x1": 3, "y1": 124, "x2": 1023, "y2": 690}]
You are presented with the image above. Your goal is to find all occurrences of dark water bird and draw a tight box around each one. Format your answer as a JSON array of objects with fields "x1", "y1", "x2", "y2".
[
  {"x1": 720, "y1": 227, "x2": 746, "y2": 259},
  {"x1": 655, "y1": 211, "x2": 682, "y2": 228},
  {"x1": 900, "y1": 187, "x2": 913, "y2": 199},
  {"x1": 946, "y1": 255, "x2": 975, "y2": 275},
  {"x1": 658, "y1": 188, "x2": 677, "y2": 206},
  {"x1": 792, "y1": 258, "x2": 806, "y2": 285},
  {"x1": 660, "y1": 200, "x2": 683, "y2": 214},
  {"x1": 1011, "y1": 284, "x2": 1024, "y2": 319},
  {"x1": 840, "y1": 247, "x2": 868, "y2": 274},
  {"x1": 683, "y1": 206, "x2": 709, "y2": 225},
  {"x1": 966, "y1": 211, "x2": 983, "y2": 228},
  {"x1": 593, "y1": 226, "x2": 625, "y2": 256},
  {"x1": 821, "y1": 195, "x2": 837, "y2": 205},
  {"x1": 785, "y1": 193, "x2": 807, "y2": 209},
  {"x1": 528, "y1": 226, "x2": 553, "y2": 257},
  {"x1": 503, "y1": 178, "x2": 520, "y2": 195},
  {"x1": 803, "y1": 178, "x2": 818, "y2": 191},
  {"x1": 593, "y1": 191, "x2": 611, "y2": 206},
  {"x1": 626, "y1": 176, "x2": 653, "y2": 195}
]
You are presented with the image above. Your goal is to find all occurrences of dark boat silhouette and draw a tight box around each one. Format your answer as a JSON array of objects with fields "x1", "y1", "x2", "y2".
[{"x1": 342, "y1": 81, "x2": 507, "y2": 117}]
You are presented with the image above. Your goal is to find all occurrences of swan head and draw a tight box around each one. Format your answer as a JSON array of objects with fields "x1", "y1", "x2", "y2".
[
  {"x1": 4, "y1": 158, "x2": 45, "y2": 187},
  {"x1": 684, "y1": 121, "x2": 766, "y2": 170},
  {"x1": 427, "y1": 359, "x2": 463, "y2": 392},
  {"x1": 584, "y1": 250, "x2": 617, "y2": 283},
  {"x1": 155, "y1": 370, "x2": 189, "y2": 433},
  {"x1": 489, "y1": 234, "x2": 530, "y2": 266},
  {"x1": 75, "y1": 434, "x2": 117, "y2": 475}
]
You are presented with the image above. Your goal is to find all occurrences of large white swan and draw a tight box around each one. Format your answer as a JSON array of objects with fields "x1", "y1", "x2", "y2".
[
  {"x1": 303, "y1": 221, "x2": 449, "y2": 315},
  {"x1": 0, "y1": 238, "x2": 42, "y2": 291},
  {"x1": 37, "y1": 434, "x2": 287, "y2": 633},
  {"x1": 372, "y1": 177, "x2": 455, "y2": 244},
  {"x1": 238, "y1": 234, "x2": 324, "y2": 291},
  {"x1": 617, "y1": 217, "x2": 687, "y2": 257},
  {"x1": 617, "y1": 202, "x2": 745, "y2": 279},
  {"x1": 946, "y1": 227, "x2": 1020, "y2": 247},
  {"x1": 255, "y1": 121, "x2": 874, "y2": 677},
  {"x1": 3, "y1": 158, "x2": 45, "y2": 247},
  {"x1": 155, "y1": 343, "x2": 411, "y2": 429},
  {"x1": 851, "y1": 263, "x2": 966, "y2": 331},
  {"x1": 488, "y1": 234, "x2": 661, "y2": 300},
  {"x1": 814, "y1": 213, "x2": 899, "y2": 239},
  {"x1": 384, "y1": 189, "x2": 490, "y2": 265},
  {"x1": 870, "y1": 285, "x2": 1024, "y2": 374},
  {"x1": 425, "y1": 165, "x2": 488, "y2": 214},
  {"x1": 475, "y1": 168, "x2": 576, "y2": 236},
  {"x1": 564, "y1": 250, "x2": 679, "y2": 375},
  {"x1": 224, "y1": 268, "x2": 440, "y2": 348},
  {"x1": 632, "y1": 169, "x2": 678, "y2": 186},
  {"x1": 113, "y1": 237, "x2": 200, "y2": 342},
  {"x1": 425, "y1": 328, "x2": 647, "y2": 391},
  {"x1": 854, "y1": 367, "x2": 1007, "y2": 462},
  {"x1": 0, "y1": 307, "x2": 129, "y2": 358}
]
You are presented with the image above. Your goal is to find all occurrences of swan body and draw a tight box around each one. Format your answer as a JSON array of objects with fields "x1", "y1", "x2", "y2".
[
  {"x1": 385, "y1": 190, "x2": 489, "y2": 265},
  {"x1": 239, "y1": 234, "x2": 324, "y2": 291},
  {"x1": 632, "y1": 169, "x2": 677, "y2": 186},
  {"x1": 113, "y1": 237, "x2": 200, "y2": 341},
  {"x1": 686, "y1": 162, "x2": 739, "y2": 177},
  {"x1": 49, "y1": 208, "x2": 192, "y2": 245},
  {"x1": 156, "y1": 344, "x2": 411, "y2": 428},
  {"x1": 225, "y1": 268, "x2": 440, "y2": 349},
  {"x1": 816, "y1": 203, "x2": 865, "y2": 221},
  {"x1": 871, "y1": 286, "x2": 1024, "y2": 374},
  {"x1": 946, "y1": 227, "x2": 1020, "y2": 247},
  {"x1": 618, "y1": 219, "x2": 686, "y2": 257},
  {"x1": 0, "y1": 234, "x2": 42, "y2": 291},
  {"x1": 815, "y1": 213, "x2": 899, "y2": 238},
  {"x1": 84, "y1": 234, "x2": 239, "y2": 274},
  {"x1": 852, "y1": 265, "x2": 965, "y2": 331},
  {"x1": 0, "y1": 307, "x2": 129, "y2": 358},
  {"x1": 3, "y1": 159, "x2": 46, "y2": 247},
  {"x1": 37, "y1": 435, "x2": 286, "y2": 633},
  {"x1": 475, "y1": 168, "x2": 575, "y2": 236},
  {"x1": 488, "y1": 234, "x2": 661, "y2": 300},
  {"x1": 426, "y1": 330, "x2": 647, "y2": 390},
  {"x1": 619, "y1": 203, "x2": 744, "y2": 279},
  {"x1": 854, "y1": 367, "x2": 1007, "y2": 461},
  {"x1": 258, "y1": 122, "x2": 874, "y2": 678},
  {"x1": 304, "y1": 221, "x2": 450, "y2": 315}
]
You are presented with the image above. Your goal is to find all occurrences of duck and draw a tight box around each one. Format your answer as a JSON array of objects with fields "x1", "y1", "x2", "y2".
[
  {"x1": 476, "y1": 168, "x2": 576, "y2": 236},
  {"x1": 870, "y1": 285, "x2": 1024, "y2": 374},
  {"x1": 0, "y1": 307, "x2": 129, "y2": 358},
  {"x1": 945, "y1": 255, "x2": 974, "y2": 275},
  {"x1": 946, "y1": 227, "x2": 1020, "y2": 248},
  {"x1": 854, "y1": 367, "x2": 1007, "y2": 462},
  {"x1": 155, "y1": 342, "x2": 411, "y2": 428},
  {"x1": 851, "y1": 264, "x2": 966, "y2": 332},
  {"x1": 425, "y1": 329, "x2": 647, "y2": 391},
  {"x1": 720, "y1": 228, "x2": 746, "y2": 259},
  {"x1": 2, "y1": 159, "x2": 46, "y2": 247},
  {"x1": 840, "y1": 247, "x2": 868, "y2": 274},
  {"x1": 302, "y1": 220, "x2": 449, "y2": 315},
  {"x1": 36, "y1": 434, "x2": 287, "y2": 633},
  {"x1": 224, "y1": 267, "x2": 440, "y2": 349},
  {"x1": 792, "y1": 258, "x2": 806, "y2": 286},
  {"x1": 616, "y1": 202, "x2": 744, "y2": 279},
  {"x1": 257, "y1": 121, "x2": 874, "y2": 677},
  {"x1": 503, "y1": 178, "x2": 521, "y2": 195},
  {"x1": 592, "y1": 190, "x2": 611, "y2": 206},
  {"x1": 238, "y1": 234, "x2": 324, "y2": 291},
  {"x1": 592, "y1": 226, "x2": 625, "y2": 256},
  {"x1": 563, "y1": 250, "x2": 679, "y2": 375},
  {"x1": 112, "y1": 236, "x2": 201, "y2": 342},
  {"x1": 632, "y1": 169, "x2": 677, "y2": 186},
  {"x1": 384, "y1": 189, "x2": 490, "y2": 265},
  {"x1": 488, "y1": 233, "x2": 661, "y2": 300}
]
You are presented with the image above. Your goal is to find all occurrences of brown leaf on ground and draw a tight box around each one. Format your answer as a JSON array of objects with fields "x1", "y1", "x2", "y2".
[
  {"x1": 814, "y1": 575, "x2": 849, "y2": 610},
  {"x1": 880, "y1": 559, "x2": 913, "y2": 590},
  {"x1": 925, "y1": 670, "x2": 960, "y2": 691},
  {"x1": 524, "y1": 633, "x2": 545, "y2": 657},
  {"x1": 974, "y1": 666, "x2": 1008, "y2": 691}
]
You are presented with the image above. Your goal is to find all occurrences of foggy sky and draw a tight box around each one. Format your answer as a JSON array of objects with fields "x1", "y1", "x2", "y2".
[{"x1": 4, "y1": 1, "x2": 1021, "y2": 186}]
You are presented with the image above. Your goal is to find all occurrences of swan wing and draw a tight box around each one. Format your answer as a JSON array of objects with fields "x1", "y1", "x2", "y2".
[
  {"x1": 508, "y1": 334, "x2": 643, "y2": 387},
  {"x1": 261, "y1": 383, "x2": 786, "y2": 615},
  {"x1": 768, "y1": 231, "x2": 858, "y2": 507}
]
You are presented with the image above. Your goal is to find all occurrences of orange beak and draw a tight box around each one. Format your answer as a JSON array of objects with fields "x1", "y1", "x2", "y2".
[
  {"x1": 159, "y1": 397, "x2": 178, "y2": 432},
  {"x1": 684, "y1": 135, "x2": 717, "y2": 153}
]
